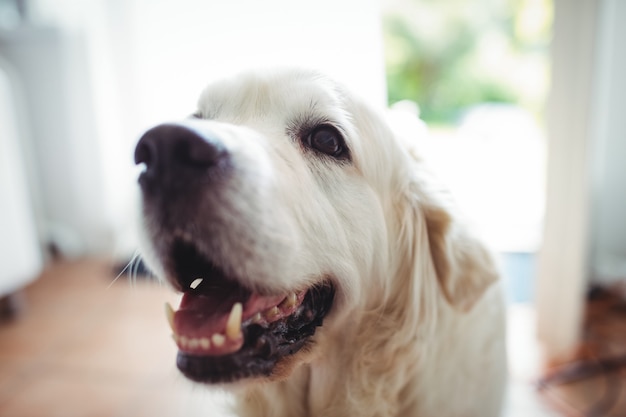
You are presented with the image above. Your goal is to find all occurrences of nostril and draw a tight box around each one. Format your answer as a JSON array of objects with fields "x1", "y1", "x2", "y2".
[{"x1": 134, "y1": 139, "x2": 154, "y2": 168}]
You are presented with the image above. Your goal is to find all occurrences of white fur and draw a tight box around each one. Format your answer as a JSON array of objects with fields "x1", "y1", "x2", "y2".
[{"x1": 140, "y1": 68, "x2": 507, "y2": 417}]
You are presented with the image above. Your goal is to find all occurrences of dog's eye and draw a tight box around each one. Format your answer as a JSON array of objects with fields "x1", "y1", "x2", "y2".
[{"x1": 307, "y1": 125, "x2": 345, "y2": 158}]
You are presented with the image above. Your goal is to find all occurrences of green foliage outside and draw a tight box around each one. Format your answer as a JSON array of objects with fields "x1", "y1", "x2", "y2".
[{"x1": 383, "y1": 0, "x2": 552, "y2": 124}]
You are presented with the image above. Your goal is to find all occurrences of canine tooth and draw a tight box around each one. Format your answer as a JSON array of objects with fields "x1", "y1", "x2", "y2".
[
  {"x1": 188, "y1": 338, "x2": 199, "y2": 349},
  {"x1": 200, "y1": 337, "x2": 210, "y2": 349},
  {"x1": 190, "y1": 278, "x2": 203, "y2": 289},
  {"x1": 265, "y1": 306, "x2": 280, "y2": 320},
  {"x1": 165, "y1": 302, "x2": 175, "y2": 331},
  {"x1": 226, "y1": 302, "x2": 243, "y2": 340},
  {"x1": 212, "y1": 333, "x2": 225, "y2": 347}
]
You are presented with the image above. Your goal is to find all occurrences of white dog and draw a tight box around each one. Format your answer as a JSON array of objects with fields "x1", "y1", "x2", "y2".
[{"x1": 134, "y1": 69, "x2": 506, "y2": 417}]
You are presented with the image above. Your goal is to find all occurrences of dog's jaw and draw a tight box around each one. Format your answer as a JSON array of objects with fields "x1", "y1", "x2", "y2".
[
  {"x1": 169, "y1": 278, "x2": 335, "y2": 384},
  {"x1": 143, "y1": 229, "x2": 337, "y2": 384}
]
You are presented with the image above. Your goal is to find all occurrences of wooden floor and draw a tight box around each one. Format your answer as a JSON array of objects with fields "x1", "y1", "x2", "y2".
[
  {"x1": 0, "y1": 260, "x2": 231, "y2": 417},
  {"x1": 0, "y1": 259, "x2": 623, "y2": 416},
  {"x1": 538, "y1": 286, "x2": 626, "y2": 417}
]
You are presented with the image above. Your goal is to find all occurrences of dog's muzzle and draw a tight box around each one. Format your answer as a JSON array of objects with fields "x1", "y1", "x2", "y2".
[{"x1": 133, "y1": 122, "x2": 336, "y2": 383}]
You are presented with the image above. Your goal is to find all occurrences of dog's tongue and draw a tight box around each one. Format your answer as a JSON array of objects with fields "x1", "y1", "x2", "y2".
[
  {"x1": 172, "y1": 290, "x2": 287, "y2": 355},
  {"x1": 176, "y1": 291, "x2": 242, "y2": 336}
]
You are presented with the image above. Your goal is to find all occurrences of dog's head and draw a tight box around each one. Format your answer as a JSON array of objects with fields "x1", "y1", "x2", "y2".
[{"x1": 135, "y1": 69, "x2": 497, "y2": 385}]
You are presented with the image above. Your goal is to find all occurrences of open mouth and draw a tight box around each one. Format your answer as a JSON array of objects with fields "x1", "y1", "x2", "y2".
[{"x1": 164, "y1": 240, "x2": 335, "y2": 383}]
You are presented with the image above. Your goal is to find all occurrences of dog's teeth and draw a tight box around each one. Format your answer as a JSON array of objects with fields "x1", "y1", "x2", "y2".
[
  {"x1": 190, "y1": 278, "x2": 203, "y2": 289},
  {"x1": 281, "y1": 293, "x2": 297, "y2": 308},
  {"x1": 165, "y1": 302, "x2": 175, "y2": 331},
  {"x1": 179, "y1": 335, "x2": 188, "y2": 348},
  {"x1": 212, "y1": 333, "x2": 226, "y2": 347},
  {"x1": 265, "y1": 306, "x2": 280, "y2": 320},
  {"x1": 251, "y1": 312, "x2": 262, "y2": 324},
  {"x1": 226, "y1": 302, "x2": 243, "y2": 340},
  {"x1": 188, "y1": 338, "x2": 200, "y2": 349},
  {"x1": 289, "y1": 292, "x2": 297, "y2": 305},
  {"x1": 200, "y1": 337, "x2": 210, "y2": 349}
]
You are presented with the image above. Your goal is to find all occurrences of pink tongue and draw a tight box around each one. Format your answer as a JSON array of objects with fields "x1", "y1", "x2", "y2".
[
  {"x1": 175, "y1": 292, "x2": 239, "y2": 337},
  {"x1": 174, "y1": 291, "x2": 287, "y2": 339}
]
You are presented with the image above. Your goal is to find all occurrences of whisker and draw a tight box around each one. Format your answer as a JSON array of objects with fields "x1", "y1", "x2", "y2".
[
  {"x1": 130, "y1": 254, "x2": 139, "y2": 289},
  {"x1": 107, "y1": 250, "x2": 141, "y2": 290}
]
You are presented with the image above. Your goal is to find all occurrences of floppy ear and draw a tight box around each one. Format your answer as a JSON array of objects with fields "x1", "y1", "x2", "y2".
[
  {"x1": 402, "y1": 164, "x2": 499, "y2": 313},
  {"x1": 354, "y1": 96, "x2": 498, "y2": 312},
  {"x1": 421, "y1": 195, "x2": 499, "y2": 312}
]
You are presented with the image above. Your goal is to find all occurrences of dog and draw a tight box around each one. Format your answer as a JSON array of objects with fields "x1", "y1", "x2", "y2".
[{"x1": 134, "y1": 68, "x2": 507, "y2": 417}]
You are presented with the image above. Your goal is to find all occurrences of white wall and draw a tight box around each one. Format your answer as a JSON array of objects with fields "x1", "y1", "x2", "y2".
[
  {"x1": 0, "y1": 27, "x2": 110, "y2": 256},
  {"x1": 23, "y1": 0, "x2": 387, "y2": 258},
  {"x1": 0, "y1": 60, "x2": 42, "y2": 294},
  {"x1": 589, "y1": 0, "x2": 626, "y2": 284}
]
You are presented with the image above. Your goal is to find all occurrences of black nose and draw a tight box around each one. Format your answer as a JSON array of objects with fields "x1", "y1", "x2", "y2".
[{"x1": 134, "y1": 123, "x2": 229, "y2": 193}]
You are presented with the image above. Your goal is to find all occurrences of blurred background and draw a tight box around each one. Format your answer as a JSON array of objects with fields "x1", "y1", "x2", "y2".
[{"x1": 1, "y1": 0, "x2": 626, "y2": 415}]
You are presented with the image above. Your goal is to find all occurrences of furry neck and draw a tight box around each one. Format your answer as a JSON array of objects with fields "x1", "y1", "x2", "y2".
[
  {"x1": 236, "y1": 293, "x2": 434, "y2": 417},
  {"x1": 236, "y1": 239, "x2": 440, "y2": 417}
]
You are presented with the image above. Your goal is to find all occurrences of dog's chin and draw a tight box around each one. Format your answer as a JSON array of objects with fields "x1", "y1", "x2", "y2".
[{"x1": 163, "y1": 239, "x2": 336, "y2": 384}]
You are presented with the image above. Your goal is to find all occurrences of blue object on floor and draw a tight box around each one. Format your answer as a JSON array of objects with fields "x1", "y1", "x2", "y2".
[{"x1": 499, "y1": 252, "x2": 536, "y2": 304}]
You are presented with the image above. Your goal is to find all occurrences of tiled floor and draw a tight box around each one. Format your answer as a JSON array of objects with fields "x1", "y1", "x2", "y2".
[{"x1": 0, "y1": 259, "x2": 622, "y2": 416}]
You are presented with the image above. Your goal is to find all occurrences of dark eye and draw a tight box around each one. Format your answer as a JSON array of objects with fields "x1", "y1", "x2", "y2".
[{"x1": 307, "y1": 125, "x2": 345, "y2": 157}]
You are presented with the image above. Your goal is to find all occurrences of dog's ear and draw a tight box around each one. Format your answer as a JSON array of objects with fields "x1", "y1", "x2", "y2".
[
  {"x1": 354, "y1": 98, "x2": 498, "y2": 312},
  {"x1": 400, "y1": 160, "x2": 499, "y2": 313},
  {"x1": 420, "y1": 194, "x2": 499, "y2": 312},
  {"x1": 387, "y1": 111, "x2": 498, "y2": 312}
]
